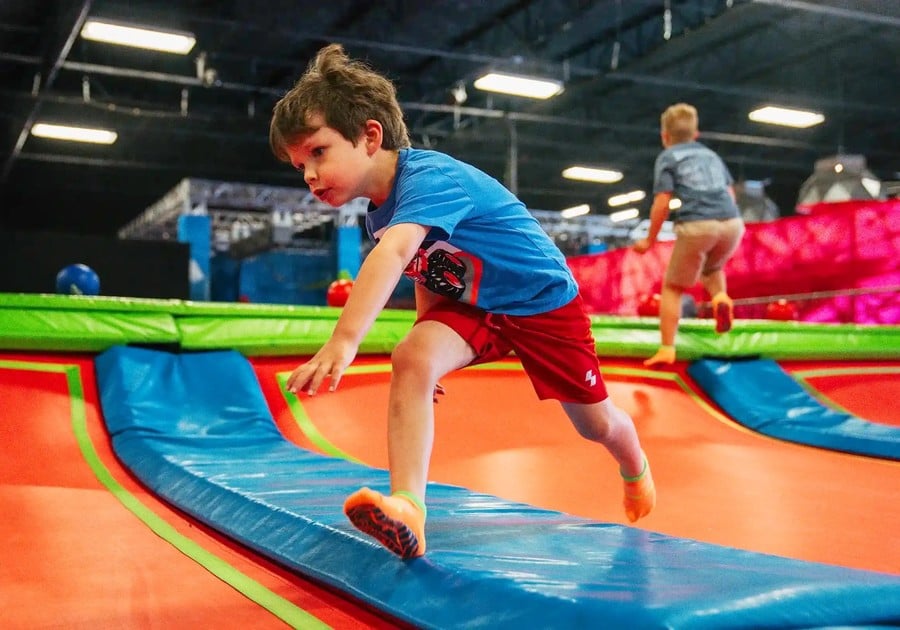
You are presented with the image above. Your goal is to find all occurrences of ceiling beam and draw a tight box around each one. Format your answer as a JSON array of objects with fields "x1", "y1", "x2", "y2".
[
  {"x1": 750, "y1": 0, "x2": 900, "y2": 28},
  {"x1": 0, "y1": 0, "x2": 92, "y2": 188},
  {"x1": 0, "y1": 53, "x2": 826, "y2": 153}
]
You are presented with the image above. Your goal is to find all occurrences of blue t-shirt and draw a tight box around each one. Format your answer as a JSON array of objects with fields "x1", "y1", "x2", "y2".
[
  {"x1": 366, "y1": 148, "x2": 577, "y2": 316},
  {"x1": 653, "y1": 141, "x2": 740, "y2": 223}
]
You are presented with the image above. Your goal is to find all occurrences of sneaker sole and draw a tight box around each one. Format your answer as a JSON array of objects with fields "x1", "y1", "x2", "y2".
[
  {"x1": 714, "y1": 301, "x2": 732, "y2": 333},
  {"x1": 346, "y1": 504, "x2": 421, "y2": 559}
]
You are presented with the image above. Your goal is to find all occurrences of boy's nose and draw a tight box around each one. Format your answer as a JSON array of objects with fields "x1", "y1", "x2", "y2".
[{"x1": 304, "y1": 169, "x2": 316, "y2": 185}]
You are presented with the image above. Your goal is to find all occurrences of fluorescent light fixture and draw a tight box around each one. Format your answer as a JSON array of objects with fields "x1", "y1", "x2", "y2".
[
  {"x1": 31, "y1": 123, "x2": 117, "y2": 144},
  {"x1": 608, "y1": 190, "x2": 646, "y2": 207},
  {"x1": 81, "y1": 19, "x2": 196, "y2": 54},
  {"x1": 609, "y1": 208, "x2": 640, "y2": 222},
  {"x1": 562, "y1": 166, "x2": 623, "y2": 184},
  {"x1": 748, "y1": 105, "x2": 824, "y2": 128},
  {"x1": 473, "y1": 72, "x2": 564, "y2": 99},
  {"x1": 560, "y1": 204, "x2": 590, "y2": 219},
  {"x1": 668, "y1": 198, "x2": 682, "y2": 210}
]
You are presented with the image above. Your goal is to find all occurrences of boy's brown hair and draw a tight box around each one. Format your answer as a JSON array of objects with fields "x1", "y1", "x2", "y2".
[
  {"x1": 269, "y1": 44, "x2": 410, "y2": 162},
  {"x1": 660, "y1": 103, "x2": 699, "y2": 144}
]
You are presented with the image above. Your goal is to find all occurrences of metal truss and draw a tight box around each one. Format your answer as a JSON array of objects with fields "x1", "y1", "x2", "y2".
[
  {"x1": 117, "y1": 178, "x2": 369, "y2": 252},
  {"x1": 118, "y1": 178, "x2": 670, "y2": 255}
]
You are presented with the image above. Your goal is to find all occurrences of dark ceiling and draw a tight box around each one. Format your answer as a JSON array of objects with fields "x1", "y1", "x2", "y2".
[{"x1": 1, "y1": 0, "x2": 898, "y2": 236}]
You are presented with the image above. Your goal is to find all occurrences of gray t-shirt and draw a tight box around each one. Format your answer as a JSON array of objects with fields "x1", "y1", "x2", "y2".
[{"x1": 653, "y1": 141, "x2": 740, "y2": 223}]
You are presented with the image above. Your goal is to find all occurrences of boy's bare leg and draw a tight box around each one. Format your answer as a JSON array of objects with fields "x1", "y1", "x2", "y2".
[
  {"x1": 344, "y1": 320, "x2": 475, "y2": 558},
  {"x1": 702, "y1": 269, "x2": 733, "y2": 333},
  {"x1": 562, "y1": 399, "x2": 655, "y2": 522},
  {"x1": 644, "y1": 284, "x2": 682, "y2": 366},
  {"x1": 386, "y1": 320, "x2": 475, "y2": 498},
  {"x1": 701, "y1": 269, "x2": 726, "y2": 298}
]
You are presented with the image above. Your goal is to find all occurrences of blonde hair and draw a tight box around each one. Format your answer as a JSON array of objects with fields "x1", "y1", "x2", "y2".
[
  {"x1": 269, "y1": 44, "x2": 410, "y2": 162},
  {"x1": 661, "y1": 103, "x2": 698, "y2": 143}
]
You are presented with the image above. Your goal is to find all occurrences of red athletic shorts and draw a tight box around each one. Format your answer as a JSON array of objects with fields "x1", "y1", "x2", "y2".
[{"x1": 417, "y1": 294, "x2": 609, "y2": 404}]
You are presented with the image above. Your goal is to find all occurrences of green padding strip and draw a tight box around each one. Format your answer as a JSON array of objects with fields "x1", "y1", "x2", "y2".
[
  {"x1": 179, "y1": 316, "x2": 411, "y2": 355},
  {"x1": 0, "y1": 308, "x2": 179, "y2": 351},
  {"x1": 178, "y1": 301, "x2": 416, "y2": 321},
  {"x1": 0, "y1": 293, "x2": 412, "y2": 320},
  {"x1": 0, "y1": 359, "x2": 330, "y2": 630},
  {"x1": 0, "y1": 293, "x2": 185, "y2": 312},
  {"x1": 275, "y1": 372, "x2": 363, "y2": 463},
  {"x1": 591, "y1": 318, "x2": 900, "y2": 360},
  {"x1": 1, "y1": 293, "x2": 898, "y2": 360}
]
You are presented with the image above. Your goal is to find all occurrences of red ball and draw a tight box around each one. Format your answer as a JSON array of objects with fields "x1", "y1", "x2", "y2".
[
  {"x1": 637, "y1": 293, "x2": 661, "y2": 317},
  {"x1": 326, "y1": 278, "x2": 354, "y2": 307},
  {"x1": 766, "y1": 299, "x2": 797, "y2": 321}
]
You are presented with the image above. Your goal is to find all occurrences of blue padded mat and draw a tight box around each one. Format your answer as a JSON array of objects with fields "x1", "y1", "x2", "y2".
[
  {"x1": 688, "y1": 358, "x2": 900, "y2": 460},
  {"x1": 96, "y1": 345, "x2": 900, "y2": 629}
]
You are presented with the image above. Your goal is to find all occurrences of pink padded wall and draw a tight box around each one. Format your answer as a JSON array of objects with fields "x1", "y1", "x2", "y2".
[{"x1": 568, "y1": 199, "x2": 900, "y2": 324}]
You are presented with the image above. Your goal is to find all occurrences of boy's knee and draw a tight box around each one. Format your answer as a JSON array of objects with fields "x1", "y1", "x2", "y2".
[
  {"x1": 563, "y1": 401, "x2": 615, "y2": 442},
  {"x1": 391, "y1": 337, "x2": 430, "y2": 374}
]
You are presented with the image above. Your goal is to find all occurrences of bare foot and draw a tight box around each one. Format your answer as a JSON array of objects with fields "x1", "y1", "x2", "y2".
[{"x1": 643, "y1": 346, "x2": 676, "y2": 367}]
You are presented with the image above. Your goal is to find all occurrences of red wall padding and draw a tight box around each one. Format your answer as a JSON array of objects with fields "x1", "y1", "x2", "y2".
[{"x1": 568, "y1": 199, "x2": 900, "y2": 324}]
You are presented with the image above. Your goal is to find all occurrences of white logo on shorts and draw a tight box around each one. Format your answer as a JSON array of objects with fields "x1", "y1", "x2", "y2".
[{"x1": 585, "y1": 369, "x2": 597, "y2": 387}]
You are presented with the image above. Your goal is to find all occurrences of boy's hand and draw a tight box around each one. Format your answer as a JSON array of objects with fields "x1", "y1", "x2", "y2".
[
  {"x1": 286, "y1": 337, "x2": 358, "y2": 395},
  {"x1": 632, "y1": 238, "x2": 653, "y2": 254}
]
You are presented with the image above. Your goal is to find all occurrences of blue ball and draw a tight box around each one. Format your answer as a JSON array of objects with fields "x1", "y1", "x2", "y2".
[{"x1": 55, "y1": 263, "x2": 101, "y2": 296}]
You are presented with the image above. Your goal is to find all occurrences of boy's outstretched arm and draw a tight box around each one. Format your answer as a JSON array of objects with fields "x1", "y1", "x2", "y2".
[
  {"x1": 632, "y1": 191, "x2": 672, "y2": 254},
  {"x1": 287, "y1": 222, "x2": 428, "y2": 395}
]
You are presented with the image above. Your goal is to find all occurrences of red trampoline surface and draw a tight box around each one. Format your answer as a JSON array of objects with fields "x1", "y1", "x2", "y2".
[
  {"x1": 0, "y1": 353, "x2": 404, "y2": 630},
  {"x1": 2, "y1": 351, "x2": 898, "y2": 628}
]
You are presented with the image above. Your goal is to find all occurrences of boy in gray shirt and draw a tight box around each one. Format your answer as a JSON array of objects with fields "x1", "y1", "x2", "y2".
[{"x1": 633, "y1": 103, "x2": 745, "y2": 366}]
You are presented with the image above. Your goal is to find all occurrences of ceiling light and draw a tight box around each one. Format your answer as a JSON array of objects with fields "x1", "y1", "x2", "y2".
[
  {"x1": 608, "y1": 190, "x2": 646, "y2": 207},
  {"x1": 473, "y1": 72, "x2": 564, "y2": 99},
  {"x1": 609, "y1": 208, "x2": 640, "y2": 222},
  {"x1": 560, "y1": 204, "x2": 590, "y2": 219},
  {"x1": 31, "y1": 123, "x2": 118, "y2": 144},
  {"x1": 562, "y1": 166, "x2": 623, "y2": 184},
  {"x1": 748, "y1": 106, "x2": 824, "y2": 128},
  {"x1": 668, "y1": 198, "x2": 682, "y2": 210},
  {"x1": 81, "y1": 19, "x2": 196, "y2": 54}
]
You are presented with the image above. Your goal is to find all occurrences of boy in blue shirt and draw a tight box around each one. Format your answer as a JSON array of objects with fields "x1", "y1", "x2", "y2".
[
  {"x1": 633, "y1": 103, "x2": 745, "y2": 366},
  {"x1": 270, "y1": 44, "x2": 655, "y2": 559}
]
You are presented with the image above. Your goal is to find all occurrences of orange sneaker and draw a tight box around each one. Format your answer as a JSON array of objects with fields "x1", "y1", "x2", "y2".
[
  {"x1": 712, "y1": 292, "x2": 733, "y2": 334},
  {"x1": 622, "y1": 456, "x2": 656, "y2": 523},
  {"x1": 344, "y1": 487, "x2": 426, "y2": 559}
]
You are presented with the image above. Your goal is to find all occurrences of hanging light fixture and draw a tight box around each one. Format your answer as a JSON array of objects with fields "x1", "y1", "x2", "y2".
[
  {"x1": 31, "y1": 122, "x2": 118, "y2": 144},
  {"x1": 81, "y1": 18, "x2": 196, "y2": 54},
  {"x1": 474, "y1": 72, "x2": 564, "y2": 99}
]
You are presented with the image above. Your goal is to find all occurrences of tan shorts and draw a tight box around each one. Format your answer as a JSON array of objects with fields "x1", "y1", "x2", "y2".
[{"x1": 665, "y1": 218, "x2": 745, "y2": 288}]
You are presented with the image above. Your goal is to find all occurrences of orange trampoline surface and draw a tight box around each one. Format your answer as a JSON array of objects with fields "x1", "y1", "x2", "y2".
[
  {"x1": 2, "y1": 351, "x2": 898, "y2": 628},
  {"x1": 255, "y1": 356, "x2": 900, "y2": 576}
]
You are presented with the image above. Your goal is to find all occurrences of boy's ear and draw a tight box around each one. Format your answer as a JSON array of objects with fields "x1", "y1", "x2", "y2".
[{"x1": 363, "y1": 119, "x2": 384, "y2": 154}]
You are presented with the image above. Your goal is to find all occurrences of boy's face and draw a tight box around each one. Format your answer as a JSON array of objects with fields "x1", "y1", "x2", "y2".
[{"x1": 284, "y1": 114, "x2": 375, "y2": 207}]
